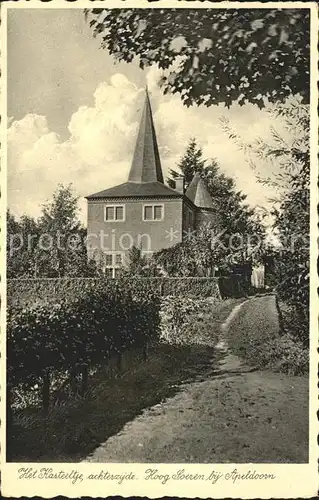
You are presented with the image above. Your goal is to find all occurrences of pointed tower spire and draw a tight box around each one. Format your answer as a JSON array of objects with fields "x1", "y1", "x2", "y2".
[
  {"x1": 185, "y1": 173, "x2": 213, "y2": 208},
  {"x1": 128, "y1": 89, "x2": 164, "y2": 184}
]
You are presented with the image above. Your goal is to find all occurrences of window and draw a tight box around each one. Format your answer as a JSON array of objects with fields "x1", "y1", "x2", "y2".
[
  {"x1": 105, "y1": 204, "x2": 125, "y2": 222},
  {"x1": 114, "y1": 268, "x2": 122, "y2": 278},
  {"x1": 104, "y1": 252, "x2": 124, "y2": 278},
  {"x1": 144, "y1": 205, "x2": 153, "y2": 221},
  {"x1": 105, "y1": 268, "x2": 113, "y2": 278},
  {"x1": 154, "y1": 205, "x2": 163, "y2": 220},
  {"x1": 105, "y1": 254, "x2": 113, "y2": 266},
  {"x1": 141, "y1": 251, "x2": 153, "y2": 260},
  {"x1": 143, "y1": 204, "x2": 164, "y2": 221},
  {"x1": 115, "y1": 254, "x2": 122, "y2": 266}
]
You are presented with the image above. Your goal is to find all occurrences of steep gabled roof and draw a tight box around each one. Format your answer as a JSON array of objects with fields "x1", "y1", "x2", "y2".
[
  {"x1": 185, "y1": 173, "x2": 213, "y2": 208},
  {"x1": 86, "y1": 181, "x2": 182, "y2": 200},
  {"x1": 128, "y1": 89, "x2": 164, "y2": 184}
]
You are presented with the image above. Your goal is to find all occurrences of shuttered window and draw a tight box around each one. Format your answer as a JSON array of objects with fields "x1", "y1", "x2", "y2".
[
  {"x1": 144, "y1": 205, "x2": 153, "y2": 220},
  {"x1": 154, "y1": 205, "x2": 163, "y2": 220},
  {"x1": 143, "y1": 204, "x2": 164, "y2": 221},
  {"x1": 105, "y1": 205, "x2": 125, "y2": 221},
  {"x1": 115, "y1": 206, "x2": 124, "y2": 220}
]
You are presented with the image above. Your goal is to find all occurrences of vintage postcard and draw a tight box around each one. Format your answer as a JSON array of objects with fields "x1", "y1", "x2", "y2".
[{"x1": 1, "y1": 0, "x2": 318, "y2": 497}]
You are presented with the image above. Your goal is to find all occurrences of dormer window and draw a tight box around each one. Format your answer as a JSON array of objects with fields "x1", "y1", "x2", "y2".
[
  {"x1": 105, "y1": 204, "x2": 125, "y2": 222},
  {"x1": 143, "y1": 204, "x2": 164, "y2": 221}
]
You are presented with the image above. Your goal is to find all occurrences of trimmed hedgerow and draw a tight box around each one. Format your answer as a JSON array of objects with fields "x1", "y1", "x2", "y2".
[
  {"x1": 7, "y1": 275, "x2": 243, "y2": 307},
  {"x1": 7, "y1": 281, "x2": 160, "y2": 408},
  {"x1": 158, "y1": 277, "x2": 221, "y2": 298}
]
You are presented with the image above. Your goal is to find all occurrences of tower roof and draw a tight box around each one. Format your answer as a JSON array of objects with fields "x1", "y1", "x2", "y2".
[
  {"x1": 86, "y1": 90, "x2": 181, "y2": 200},
  {"x1": 86, "y1": 181, "x2": 181, "y2": 200},
  {"x1": 185, "y1": 173, "x2": 213, "y2": 208},
  {"x1": 128, "y1": 89, "x2": 164, "y2": 184}
]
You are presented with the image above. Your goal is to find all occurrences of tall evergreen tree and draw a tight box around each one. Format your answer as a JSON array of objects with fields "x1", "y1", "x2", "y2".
[
  {"x1": 167, "y1": 138, "x2": 206, "y2": 190},
  {"x1": 155, "y1": 139, "x2": 266, "y2": 276}
]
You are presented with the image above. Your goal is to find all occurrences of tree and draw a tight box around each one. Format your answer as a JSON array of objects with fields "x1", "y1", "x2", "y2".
[
  {"x1": 223, "y1": 101, "x2": 310, "y2": 343},
  {"x1": 125, "y1": 246, "x2": 148, "y2": 276},
  {"x1": 86, "y1": 8, "x2": 309, "y2": 108},
  {"x1": 36, "y1": 184, "x2": 97, "y2": 277},
  {"x1": 168, "y1": 138, "x2": 206, "y2": 190},
  {"x1": 121, "y1": 246, "x2": 162, "y2": 277},
  {"x1": 154, "y1": 139, "x2": 266, "y2": 277},
  {"x1": 7, "y1": 211, "x2": 40, "y2": 278},
  {"x1": 7, "y1": 185, "x2": 97, "y2": 278}
]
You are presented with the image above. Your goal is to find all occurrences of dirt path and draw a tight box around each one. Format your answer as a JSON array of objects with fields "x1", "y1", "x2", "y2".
[{"x1": 84, "y1": 295, "x2": 308, "y2": 463}]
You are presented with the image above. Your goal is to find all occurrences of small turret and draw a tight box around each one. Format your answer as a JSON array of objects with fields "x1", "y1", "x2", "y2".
[{"x1": 185, "y1": 172, "x2": 213, "y2": 208}]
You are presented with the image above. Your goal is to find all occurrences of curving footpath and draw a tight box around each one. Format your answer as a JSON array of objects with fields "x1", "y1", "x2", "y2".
[{"x1": 84, "y1": 295, "x2": 308, "y2": 464}]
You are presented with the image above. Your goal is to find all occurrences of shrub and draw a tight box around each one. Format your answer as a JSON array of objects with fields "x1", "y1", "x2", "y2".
[
  {"x1": 265, "y1": 335, "x2": 308, "y2": 375},
  {"x1": 7, "y1": 276, "x2": 251, "y2": 309},
  {"x1": 159, "y1": 278, "x2": 221, "y2": 298},
  {"x1": 7, "y1": 277, "x2": 223, "y2": 306},
  {"x1": 240, "y1": 333, "x2": 308, "y2": 376},
  {"x1": 227, "y1": 297, "x2": 308, "y2": 375},
  {"x1": 160, "y1": 296, "x2": 201, "y2": 344},
  {"x1": 160, "y1": 296, "x2": 220, "y2": 345},
  {"x1": 7, "y1": 280, "x2": 160, "y2": 409}
]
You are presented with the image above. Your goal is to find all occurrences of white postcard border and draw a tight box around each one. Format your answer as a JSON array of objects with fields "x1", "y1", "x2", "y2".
[{"x1": 1, "y1": 1, "x2": 318, "y2": 498}]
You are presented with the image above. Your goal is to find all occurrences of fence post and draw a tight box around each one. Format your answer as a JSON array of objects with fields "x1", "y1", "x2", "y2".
[{"x1": 42, "y1": 371, "x2": 50, "y2": 413}]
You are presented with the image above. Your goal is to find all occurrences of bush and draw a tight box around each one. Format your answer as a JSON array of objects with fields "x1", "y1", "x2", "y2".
[
  {"x1": 7, "y1": 280, "x2": 160, "y2": 408},
  {"x1": 7, "y1": 276, "x2": 250, "y2": 309},
  {"x1": 7, "y1": 277, "x2": 223, "y2": 306},
  {"x1": 160, "y1": 296, "x2": 220, "y2": 346},
  {"x1": 160, "y1": 297, "x2": 201, "y2": 344},
  {"x1": 264, "y1": 335, "x2": 308, "y2": 375},
  {"x1": 227, "y1": 297, "x2": 308, "y2": 375},
  {"x1": 238, "y1": 333, "x2": 308, "y2": 376}
]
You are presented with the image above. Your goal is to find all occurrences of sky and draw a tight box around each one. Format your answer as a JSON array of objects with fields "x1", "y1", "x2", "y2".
[{"x1": 7, "y1": 8, "x2": 288, "y2": 224}]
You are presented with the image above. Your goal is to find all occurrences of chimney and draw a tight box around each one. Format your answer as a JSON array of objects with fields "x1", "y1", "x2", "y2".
[{"x1": 175, "y1": 176, "x2": 184, "y2": 194}]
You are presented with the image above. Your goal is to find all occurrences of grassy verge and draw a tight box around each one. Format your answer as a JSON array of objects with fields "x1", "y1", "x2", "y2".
[
  {"x1": 7, "y1": 298, "x2": 242, "y2": 462},
  {"x1": 227, "y1": 295, "x2": 308, "y2": 376}
]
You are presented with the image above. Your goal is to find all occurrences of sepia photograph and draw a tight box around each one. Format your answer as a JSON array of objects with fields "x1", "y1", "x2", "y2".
[{"x1": 1, "y1": 1, "x2": 317, "y2": 497}]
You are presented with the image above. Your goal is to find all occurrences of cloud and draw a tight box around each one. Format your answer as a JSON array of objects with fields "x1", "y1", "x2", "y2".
[
  {"x1": 8, "y1": 74, "x2": 142, "y2": 221},
  {"x1": 8, "y1": 70, "x2": 285, "y2": 224}
]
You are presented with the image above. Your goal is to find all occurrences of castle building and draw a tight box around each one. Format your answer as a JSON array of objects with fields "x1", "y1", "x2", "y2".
[{"x1": 86, "y1": 90, "x2": 217, "y2": 277}]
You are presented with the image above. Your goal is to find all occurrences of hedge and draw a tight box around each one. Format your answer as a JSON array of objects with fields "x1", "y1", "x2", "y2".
[
  {"x1": 7, "y1": 280, "x2": 160, "y2": 411},
  {"x1": 7, "y1": 276, "x2": 247, "y2": 307}
]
